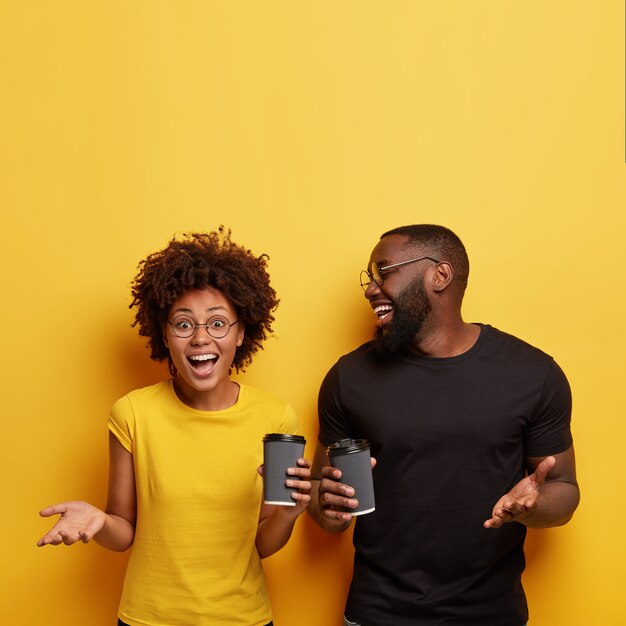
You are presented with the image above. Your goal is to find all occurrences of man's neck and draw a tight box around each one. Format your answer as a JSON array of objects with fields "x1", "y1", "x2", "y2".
[{"x1": 410, "y1": 320, "x2": 481, "y2": 358}]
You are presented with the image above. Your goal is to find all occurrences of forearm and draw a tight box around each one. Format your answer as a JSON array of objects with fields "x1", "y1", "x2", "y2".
[
  {"x1": 255, "y1": 507, "x2": 301, "y2": 559},
  {"x1": 94, "y1": 513, "x2": 135, "y2": 552},
  {"x1": 520, "y1": 480, "x2": 580, "y2": 529}
]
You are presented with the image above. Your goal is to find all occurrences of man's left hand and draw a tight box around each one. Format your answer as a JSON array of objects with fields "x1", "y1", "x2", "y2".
[{"x1": 483, "y1": 456, "x2": 556, "y2": 529}]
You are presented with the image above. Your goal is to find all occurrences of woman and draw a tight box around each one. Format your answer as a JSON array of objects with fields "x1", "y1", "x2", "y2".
[{"x1": 37, "y1": 228, "x2": 311, "y2": 626}]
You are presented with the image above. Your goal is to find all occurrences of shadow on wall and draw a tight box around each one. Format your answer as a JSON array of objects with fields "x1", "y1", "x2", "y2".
[
  {"x1": 299, "y1": 514, "x2": 356, "y2": 580},
  {"x1": 522, "y1": 526, "x2": 556, "y2": 584},
  {"x1": 264, "y1": 513, "x2": 356, "y2": 625}
]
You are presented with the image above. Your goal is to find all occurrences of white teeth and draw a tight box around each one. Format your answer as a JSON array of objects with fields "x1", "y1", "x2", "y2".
[
  {"x1": 374, "y1": 305, "x2": 393, "y2": 317},
  {"x1": 188, "y1": 354, "x2": 217, "y2": 361}
]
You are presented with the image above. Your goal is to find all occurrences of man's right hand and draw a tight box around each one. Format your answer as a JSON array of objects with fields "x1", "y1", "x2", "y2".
[
  {"x1": 317, "y1": 464, "x2": 359, "y2": 525},
  {"x1": 308, "y1": 441, "x2": 376, "y2": 532}
]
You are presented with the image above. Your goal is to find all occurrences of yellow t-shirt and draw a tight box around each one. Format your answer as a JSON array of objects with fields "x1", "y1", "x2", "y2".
[{"x1": 108, "y1": 379, "x2": 298, "y2": 626}]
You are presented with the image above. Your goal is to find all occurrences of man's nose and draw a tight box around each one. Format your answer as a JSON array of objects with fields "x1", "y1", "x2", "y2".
[{"x1": 364, "y1": 280, "x2": 381, "y2": 299}]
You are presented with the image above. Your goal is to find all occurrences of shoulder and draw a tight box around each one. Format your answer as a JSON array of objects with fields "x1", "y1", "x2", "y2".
[
  {"x1": 238, "y1": 383, "x2": 291, "y2": 411},
  {"x1": 239, "y1": 384, "x2": 298, "y2": 432},
  {"x1": 319, "y1": 342, "x2": 382, "y2": 395},
  {"x1": 339, "y1": 340, "x2": 377, "y2": 360},
  {"x1": 334, "y1": 341, "x2": 379, "y2": 371},
  {"x1": 479, "y1": 324, "x2": 556, "y2": 364},
  {"x1": 478, "y1": 325, "x2": 570, "y2": 392},
  {"x1": 109, "y1": 381, "x2": 172, "y2": 452},
  {"x1": 110, "y1": 380, "x2": 174, "y2": 423},
  {"x1": 112, "y1": 380, "x2": 172, "y2": 410}
]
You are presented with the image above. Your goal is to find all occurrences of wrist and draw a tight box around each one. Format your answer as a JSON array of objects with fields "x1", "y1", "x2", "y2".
[{"x1": 272, "y1": 504, "x2": 301, "y2": 523}]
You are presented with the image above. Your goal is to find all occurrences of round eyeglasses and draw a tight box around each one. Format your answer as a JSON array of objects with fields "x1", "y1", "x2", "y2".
[
  {"x1": 168, "y1": 314, "x2": 239, "y2": 339},
  {"x1": 360, "y1": 256, "x2": 440, "y2": 291}
]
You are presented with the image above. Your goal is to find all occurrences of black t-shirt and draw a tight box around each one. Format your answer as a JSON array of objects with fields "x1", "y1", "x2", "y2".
[{"x1": 318, "y1": 325, "x2": 572, "y2": 626}]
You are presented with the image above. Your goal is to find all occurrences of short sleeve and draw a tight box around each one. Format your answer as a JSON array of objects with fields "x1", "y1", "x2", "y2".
[
  {"x1": 524, "y1": 359, "x2": 573, "y2": 457},
  {"x1": 108, "y1": 394, "x2": 135, "y2": 453},
  {"x1": 317, "y1": 361, "x2": 352, "y2": 446}
]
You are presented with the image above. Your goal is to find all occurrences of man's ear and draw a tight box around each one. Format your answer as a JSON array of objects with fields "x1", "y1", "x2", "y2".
[{"x1": 431, "y1": 261, "x2": 454, "y2": 292}]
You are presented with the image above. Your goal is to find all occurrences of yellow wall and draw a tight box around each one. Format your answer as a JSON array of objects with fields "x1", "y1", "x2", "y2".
[{"x1": 2, "y1": 2, "x2": 624, "y2": 624}]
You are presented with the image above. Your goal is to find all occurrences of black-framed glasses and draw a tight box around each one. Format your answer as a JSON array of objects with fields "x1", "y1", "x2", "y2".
[
  {"x1": 168, "y1": 314, "x2": 239, "y2": 339},
  {"x1": 360, "y1": 256, "x2": 440, "y2": 291}
]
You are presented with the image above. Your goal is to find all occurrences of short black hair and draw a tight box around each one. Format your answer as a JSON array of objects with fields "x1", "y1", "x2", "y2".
[
  {"x1": 130, "y1": 227, "x2": 279, "y2": 373},
  {"x1": 381, "y1": 224, "x2": 470, "y2": 286}
]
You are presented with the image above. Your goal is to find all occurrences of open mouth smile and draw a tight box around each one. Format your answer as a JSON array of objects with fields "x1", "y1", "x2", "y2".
[
  {"x1": 374, "y1": 304, "x2": 393, "y2": 325},
  {"x1": 187, "y1": 353, "x2": 218, "y2": 373}
]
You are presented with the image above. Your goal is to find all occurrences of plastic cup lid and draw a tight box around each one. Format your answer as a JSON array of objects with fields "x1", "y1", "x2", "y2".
[
  {"x1": 327, "y1": 438, "x2": 370, "y2": 455},
  {"x1": 263, "y1": 433, "x2": 306, "y2": 443}
]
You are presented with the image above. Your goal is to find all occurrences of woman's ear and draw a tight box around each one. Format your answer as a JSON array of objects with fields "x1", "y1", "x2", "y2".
[{"x1": 236, "y1": 324, "x2": 245, "y2": 347}]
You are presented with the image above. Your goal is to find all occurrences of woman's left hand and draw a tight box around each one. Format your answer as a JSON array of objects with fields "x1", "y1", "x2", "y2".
[{"x1": 286, "y1": 458, "x2": 312, "y2": 514}]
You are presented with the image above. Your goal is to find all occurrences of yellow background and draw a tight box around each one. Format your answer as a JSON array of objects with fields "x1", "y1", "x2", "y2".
[{"x1": 1, "y1": 1, "x2": 624, "y2": 624}]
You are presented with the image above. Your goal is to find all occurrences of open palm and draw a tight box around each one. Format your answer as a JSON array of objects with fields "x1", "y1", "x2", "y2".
[
  {"x1": 484, "y1": 456, "x2": 556, "y2": 528},
  {"x1": 37, "y1": 500, "x2": 107, "y2": 546}
]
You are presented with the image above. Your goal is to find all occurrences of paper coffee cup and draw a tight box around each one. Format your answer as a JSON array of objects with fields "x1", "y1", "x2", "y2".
[
  {"x1": 263, "y1": 433, "x2": 306, "y2": 506},
  {"x1": 327, "y1": 438, "x2": 375, "y2": 516}
]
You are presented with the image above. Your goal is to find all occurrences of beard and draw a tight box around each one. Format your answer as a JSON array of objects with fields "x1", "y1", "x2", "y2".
[{"x1": 374, "y1": 273, "x2": 432, "y2": 355}]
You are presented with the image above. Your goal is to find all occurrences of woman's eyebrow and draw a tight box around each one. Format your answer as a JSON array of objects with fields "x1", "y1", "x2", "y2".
[{"x1": 171, "y1": 305, "x2": 229, "y2": 315}]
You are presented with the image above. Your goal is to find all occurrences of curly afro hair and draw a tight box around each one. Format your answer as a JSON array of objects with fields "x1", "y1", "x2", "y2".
[{"x1": 130, "y1": 227, "x2": 279, "y2": 373}]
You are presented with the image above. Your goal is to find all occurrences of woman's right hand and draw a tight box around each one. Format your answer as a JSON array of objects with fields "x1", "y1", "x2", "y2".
[{"x1": 37, "y1": 501, "x2": 107, "y2": 547}]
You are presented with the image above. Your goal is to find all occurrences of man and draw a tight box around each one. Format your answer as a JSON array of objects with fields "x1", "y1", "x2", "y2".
[{"x1": 308, "y1": 225, "x2": 579, "y2": 626}]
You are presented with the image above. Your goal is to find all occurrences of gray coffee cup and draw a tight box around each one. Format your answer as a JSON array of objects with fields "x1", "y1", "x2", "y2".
[
  {"x1": 327, "y1": 438, "x2": 375, "y2": 516},
  {"x1": 263, "y1": 433, "x2": 306, "y2": 506}
]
